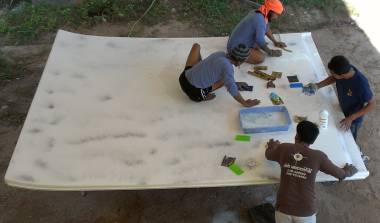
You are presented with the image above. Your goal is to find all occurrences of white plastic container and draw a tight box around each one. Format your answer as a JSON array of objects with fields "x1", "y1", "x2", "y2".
[{"x1": 319, "y1": 110, "x2": 329, "y2": 129}]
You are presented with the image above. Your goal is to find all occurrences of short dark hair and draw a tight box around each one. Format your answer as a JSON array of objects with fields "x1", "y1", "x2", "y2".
[
  {"x1": 328, "y1": 55, "x2": 351, "y2": 75},
  {"x1": 296, "y1": 121, "x2": 319, "y2": 144}
]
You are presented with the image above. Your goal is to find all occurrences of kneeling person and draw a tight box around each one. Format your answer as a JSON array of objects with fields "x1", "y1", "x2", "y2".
[
  {"x1": 227, "y1": 0, "x2": 286, "y2": 64},
  {"x1": 179, "y1": 43, "x2": 260, "y2": 107}
]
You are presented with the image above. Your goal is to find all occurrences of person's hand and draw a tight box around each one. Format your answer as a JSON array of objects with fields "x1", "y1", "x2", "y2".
[
  {"x1": 343, "y1": 163, "x2": 358, "y2": 178},
  {"x1": 268, "y1": 49, "x2": 282, "y2": 57},
  {"x1": 274, "y1": 41, "x2": 287, "y2": 48},
  {"x1": 243, "y1": 99, "x2": 260, "y2": 107},
  {"x1": 302, "y1": 83, "x2": 318, "y2": 96},
  {"x1": 340, "y1": 116, "x2": 354, "y2": 131},
  {"x1": 266, "y1": 138, "x2": 280, "y2": 150}
]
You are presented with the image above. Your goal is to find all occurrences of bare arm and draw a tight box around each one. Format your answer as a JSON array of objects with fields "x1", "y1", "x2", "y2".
[
  {"x1": 351, "y1": 98, "x2": 376, "y2": 120},
  {"x1": 233, "y1": 93, "x2": 260, "y2": 107},
  {"x1": 258, "y1": 28, "x2": 276, "y2": 53},
  {"x1": 266, "y1": 28, "x2": 287, "y2": 49},
  {"x1": 260, "y1": 44, "x2": 270, "y2": 54},
  {"x1": 257, "y1": 26, "x2": 277, "y2": 53},
  {"x1": 233, "y1": 93, "x2": 246, "y2": 104},
  {"x1": 259, "y1": 43, "x2": 282, "y2": 57},
  {"x1": 341, "y1": 98, "x2": 376, "y2": 129},
  {"x1": 316, "y1": 76, "x2": 336, "y2": 89},
  {"x1": 320, "y1": 155, "x2": 347, "y2": 180},
  {"x1": 303, "y1": 76, "x2": 336, "y2": 96},
  {"x1": 321, "y1": 155, "x2": 358, "y2": 181},
  {"x1": 265, "y1": 28, "x2": 277, "y2": 44}
]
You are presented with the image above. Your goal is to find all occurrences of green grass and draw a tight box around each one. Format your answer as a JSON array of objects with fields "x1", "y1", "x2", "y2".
[
  {"x1": 0, "y1": 0, "x2": 348, "y2": 43},
  {"x1": 269, "y1": 0, "x2": 348, "y2": 31},
  {"x1": 284, "y1": 0, "x2": 345, "y2": 11},
  {"x1": 180, "y1": 0, "x2": 252, "y2": 36},
  {"x1": 179, "y1": 0, "x2": 347, "y2": 35},
  {"x1": 251, "y1": 0, "x2": 346, "y2": 10},
  {"x1": 0, "y1": 0, "x2": 170, "y2": 43}
]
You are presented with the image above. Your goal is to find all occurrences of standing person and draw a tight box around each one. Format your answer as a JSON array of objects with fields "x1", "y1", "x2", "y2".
[
  {"x1": 303, "y1": 56, "x2": 375, "y2": 159},
  {"x1": 265, "y1": 121, "x2": 358, "y2": 223},
  {"x1": 227, "y1": 0, "x2": 286, "y2": 64},
  {"x1": 179, "y1": 43, "x2": 260, "y2": 107}
]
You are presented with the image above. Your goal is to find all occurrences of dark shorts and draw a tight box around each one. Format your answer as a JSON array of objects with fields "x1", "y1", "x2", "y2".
[{"x1": 179, "y1": 66, "x2": 212, "y2": 102}]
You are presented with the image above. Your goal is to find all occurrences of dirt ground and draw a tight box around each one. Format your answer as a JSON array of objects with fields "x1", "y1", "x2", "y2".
[{"x1": 1, "y1": 5, "x2": 380, "y2": 223}]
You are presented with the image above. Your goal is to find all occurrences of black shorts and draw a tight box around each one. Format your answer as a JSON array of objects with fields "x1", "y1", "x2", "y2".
[{"x1": 179, "y1": 66, "x2": 212, "y2": 102}]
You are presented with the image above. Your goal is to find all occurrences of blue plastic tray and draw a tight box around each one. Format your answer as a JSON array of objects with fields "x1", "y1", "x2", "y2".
[{"x1": 239, "y1": 106, "x2": 292, "y2": 134}]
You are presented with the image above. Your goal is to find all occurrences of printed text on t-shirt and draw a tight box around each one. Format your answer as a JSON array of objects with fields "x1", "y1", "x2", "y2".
[{"x1": 283, "y1": 163, "x2": 313, "y2": 180}]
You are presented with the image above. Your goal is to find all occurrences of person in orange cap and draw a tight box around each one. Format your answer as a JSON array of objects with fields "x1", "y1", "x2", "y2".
[{"x1": 227, "y1": 0, "x2": 286, "y2": 64}]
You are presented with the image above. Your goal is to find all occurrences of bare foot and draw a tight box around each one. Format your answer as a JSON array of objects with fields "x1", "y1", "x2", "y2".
[{"x1": 205, "y1": 93, "x2": 216, "y2": 101}]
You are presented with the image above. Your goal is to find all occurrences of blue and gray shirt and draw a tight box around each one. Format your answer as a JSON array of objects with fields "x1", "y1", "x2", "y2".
[
  {"x1": 185, "y1": 51, "x2": 238, "y2": 97},
  {"x1": 227, "y1": 11, "x2": 268, "y2": 52}
]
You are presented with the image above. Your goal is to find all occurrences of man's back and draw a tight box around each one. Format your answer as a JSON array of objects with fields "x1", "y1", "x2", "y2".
[
  {"x1": 185, "y1": 51, "x2": 237, "y2": 96},
  {"x1": 227, "y1": 11, "x2": 267, "y2": 51},
  {"x1": 266, "y1": 143, "x2": 346, "y2": 217}
]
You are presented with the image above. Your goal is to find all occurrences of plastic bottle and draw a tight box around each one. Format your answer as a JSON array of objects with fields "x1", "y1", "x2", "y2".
[{"x1": 319, "y1": 110, "x2": 329, "y2": 129}]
